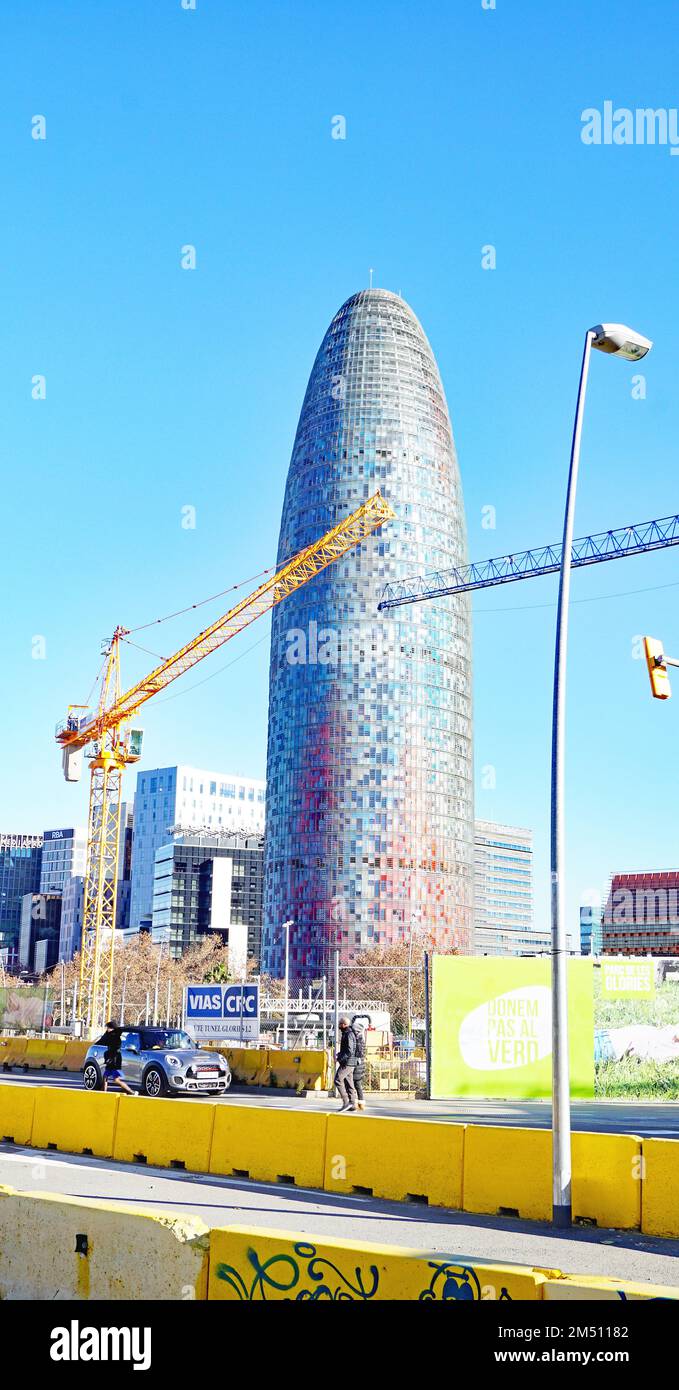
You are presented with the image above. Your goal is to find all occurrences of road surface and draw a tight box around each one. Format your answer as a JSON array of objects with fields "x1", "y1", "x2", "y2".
[
  {"x1": 1, "y1": 1143, "x2": 678, "y2": 1287},
  {"x1": 2, "y1": 1071, "x2": 679, "y2": 1136}
]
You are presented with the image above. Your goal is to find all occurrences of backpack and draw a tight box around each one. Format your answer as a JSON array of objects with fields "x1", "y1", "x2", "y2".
[{"x1": 353, "y1": 1026, "x2": 366, "y2": 1061}]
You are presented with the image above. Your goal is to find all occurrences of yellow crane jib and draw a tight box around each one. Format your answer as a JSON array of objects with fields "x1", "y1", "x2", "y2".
[{"x1": 55, "y1": 490, "x2": 395, "y2": 1034}]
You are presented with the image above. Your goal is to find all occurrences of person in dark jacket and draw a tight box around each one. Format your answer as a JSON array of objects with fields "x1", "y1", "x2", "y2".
[
  {"x1": 351, "y1": 1021, "x2": 367, "y2": 1111},
  {"x1": 97, "y1": 1020, "x2": 135, "y2": 1095},
  {"x1": 334, "y1": 1016, "x2": 358, "y2": 1112}
]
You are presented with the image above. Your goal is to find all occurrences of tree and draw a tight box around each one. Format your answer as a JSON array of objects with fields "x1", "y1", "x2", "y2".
[
  {"x1": 342, "y1": 939, "x2": 458, "y2": 1037},
  {"x1": 40, "y1": 932, "x2": 256, "y2": 1028}
]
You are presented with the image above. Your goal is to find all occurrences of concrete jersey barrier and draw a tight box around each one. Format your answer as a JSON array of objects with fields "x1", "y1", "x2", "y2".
[
  {"x1": 2, "y1": 1076, "x2": 679, "y2": 1237},
  {"x1": 0, "y1": 1187, "x2": 676, "y2": 1301}
]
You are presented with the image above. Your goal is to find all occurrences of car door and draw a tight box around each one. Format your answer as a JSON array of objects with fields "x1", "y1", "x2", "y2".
[{"x1": 120, "y1": 1030, "x2": 143, "y2": 1087}]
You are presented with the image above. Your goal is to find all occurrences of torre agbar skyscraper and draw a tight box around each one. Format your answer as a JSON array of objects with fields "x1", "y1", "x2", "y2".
[{"x1": 263, "y1": 289, "x2": 473, "y2": 977}]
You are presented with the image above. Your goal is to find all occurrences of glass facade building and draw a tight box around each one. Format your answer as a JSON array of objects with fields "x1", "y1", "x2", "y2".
[
  {"x1": 263, "y1": 289, "x2": 473, "y2": 977},
  {"x1": 152, "y1": 832, "x2": 264, "y2": 963},
  {"x1": 39, "y1": 827, "x2": 87, "y2": 894},
  {"x1": 129, "y1": 765, "x2": 265, "y2": 935},
  {"x1": 0, "y1": 833, "x2": 43, "y2": 963},
  {"x1": 473, "y1": 821, "x2": 542, "y2": 955}
]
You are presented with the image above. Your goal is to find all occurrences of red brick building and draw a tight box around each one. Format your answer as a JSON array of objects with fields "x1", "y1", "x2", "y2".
[{"x1": 602, "y1": 870, "x2": 679, "y2": 955}]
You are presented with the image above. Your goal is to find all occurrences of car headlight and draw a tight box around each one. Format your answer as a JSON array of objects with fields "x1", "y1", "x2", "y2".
[{"x1": 166, "y1": 1055, "x2": 181, "y2": 1067}]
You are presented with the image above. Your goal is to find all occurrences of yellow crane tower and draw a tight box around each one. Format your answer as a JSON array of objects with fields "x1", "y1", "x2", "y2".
[{"x1": 56, "y1": 492, "x2": 394, "y2": 1035}]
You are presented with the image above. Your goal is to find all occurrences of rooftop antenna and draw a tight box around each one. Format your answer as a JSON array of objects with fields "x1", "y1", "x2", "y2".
[{"x1": 369, "y1": 267, "x2": 374, "y2": 290}]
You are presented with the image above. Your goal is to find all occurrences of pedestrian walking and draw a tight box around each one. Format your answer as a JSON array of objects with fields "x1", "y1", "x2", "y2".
[
  {"x1": 97, "y1": 1020, "x2": 135, "y2": 1095},
  {"x1": 352, "y1": 1018, "x2": 367, "y2": 1111},
  {"x1": 334, "y1": 1015, "x2": 358, "y2": 1112}
]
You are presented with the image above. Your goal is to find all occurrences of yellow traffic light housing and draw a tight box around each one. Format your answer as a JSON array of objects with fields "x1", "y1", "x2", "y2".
[{"x1": 644, "y1": 636, "x2": 672, "y2": 700}]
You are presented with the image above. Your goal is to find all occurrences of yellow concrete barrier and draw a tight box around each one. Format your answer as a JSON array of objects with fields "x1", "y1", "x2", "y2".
[
  {"x1": 210, "y1": 1103, "x2": 327, "y2": 1188},
  {"x1": 464, "y1": 1127, "x2": 642, "y2": 1229},
  {"x1": 641, "y1": 1138, "x2": 679, "y2": 1237},
  {"x1": 215, "y1": 1047, "x2": 270, "y2": 1086},
  {"x1": 324, "y1": 1114, "x2": 464, "y2": 1209},
  {"x1": 0, "y1": 1035, "x2": 86, "y2": 1072},
  {"x1": 113, "y1": 1094, "x2": 216, "y2": 1172},
  {"x1": 0, "y1": 1083, "x2": 37, "y2": 1145},
  {"x1": 208, "y1": 1225, "x2": 543, "y2": 1300},
  {"x1": 294, "y1": 1050, "x2": 330, "y2": 1091},
  {"x1": 0, "y1": 1038, "x2": 27, "y2": 1068},
  {"x1": 23, "y1": 1039, "x2": 66, "y2": 1070},
  {"x1": 542, "y1": 1273, "x2": 679, "y2": 1301},
  {"x1": 0, "y1": 1184, "x2": 209, "y2": 1300},
  {"x1": 32, "y1": 1086, "x2": 120, "y2": 1159},
  {"x1": 464, "y1": 1126, "x2": 551, "y2": 1221},
  {"x1": 267, "y1": 1049, "x2": 328, "y2": 1091},
  {"x1": 572, "y1": 1131, "x2": 641, "y2": 1230},
  {"x1": 61, "y1": 1040, "x2": 88, "y2": 1072}
]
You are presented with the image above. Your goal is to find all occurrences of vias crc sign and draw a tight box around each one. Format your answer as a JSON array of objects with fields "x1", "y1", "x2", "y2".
[{"x1": 183, "y1": 983, "x2": 260, "y2": 1041}]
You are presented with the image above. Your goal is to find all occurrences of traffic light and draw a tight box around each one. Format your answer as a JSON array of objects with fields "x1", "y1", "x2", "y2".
[{"x1": 644, "y1": 636, "x2": 672, "y2": 700}]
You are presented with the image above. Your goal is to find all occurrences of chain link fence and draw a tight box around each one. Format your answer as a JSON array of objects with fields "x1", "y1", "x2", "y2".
[{"x1": 259, "y1": 959, "x2": 429, "y2": 1093}]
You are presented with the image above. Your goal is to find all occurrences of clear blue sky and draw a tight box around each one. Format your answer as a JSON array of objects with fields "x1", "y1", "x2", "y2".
[{"x1": 2, "y1": 0, "x2": 678, "y2": 935}]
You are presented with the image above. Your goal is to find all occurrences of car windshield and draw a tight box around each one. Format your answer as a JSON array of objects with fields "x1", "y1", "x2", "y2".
[{"x1": 139, "y1": 1029, "x2": 194, "y2": 1051}]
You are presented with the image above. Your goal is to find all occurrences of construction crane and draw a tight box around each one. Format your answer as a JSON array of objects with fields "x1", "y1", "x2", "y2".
[
  {"x1": 378, "y1": 512, "x2": 679, "y2": 609},
  {"x1": 56, "y1": 491, "x2": 395, "y2": 1034}
]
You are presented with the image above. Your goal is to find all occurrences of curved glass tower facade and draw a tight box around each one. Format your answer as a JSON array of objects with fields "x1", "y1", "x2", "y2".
[{"x1": 263, "y1": 289, "x2": 473, "y2": 977}]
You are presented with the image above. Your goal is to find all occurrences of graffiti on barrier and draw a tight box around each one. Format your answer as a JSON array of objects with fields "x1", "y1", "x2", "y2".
[
  {"x1": 216, "y1": 1242, "x2": 380, "y2": 1301},
  {"x1": 215, "y1": 1244, "x2": 515, "y2": 1302},
  {"x1": 419, "y1": 1262, "x2": 512, "y2": 1301}
]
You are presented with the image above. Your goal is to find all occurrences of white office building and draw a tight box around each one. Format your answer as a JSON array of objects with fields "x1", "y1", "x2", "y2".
[
  {"x1": 474, "y1": 821, "x2": 543, "y2": 955},
  {"x1": 39, "y1": 827, "x2": 87, "y2": 894},
  {"x1": 58, "y1": 875, "x2": 85, "y2": 962},
  {"x1": 128, "y1": 765, "x2": 265, "y2": 933}
]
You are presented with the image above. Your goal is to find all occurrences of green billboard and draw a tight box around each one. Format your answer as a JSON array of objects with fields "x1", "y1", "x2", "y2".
[{"x1": 431, "y1": 956, "x2": 594, "y2": 1100}]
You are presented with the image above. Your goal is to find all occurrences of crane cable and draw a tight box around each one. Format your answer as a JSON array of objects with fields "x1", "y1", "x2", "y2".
[{"x1": 124, "y1": 563, "x2": 277, "y2": 635}]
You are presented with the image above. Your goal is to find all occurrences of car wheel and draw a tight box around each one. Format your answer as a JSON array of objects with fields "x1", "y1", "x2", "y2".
[
  {"x1": 142, "y1": 1066, "x2": 167, "y2": 1099},
  {"x1": 83, "y1": 1062, "x2": 101, "y2": 1091}
]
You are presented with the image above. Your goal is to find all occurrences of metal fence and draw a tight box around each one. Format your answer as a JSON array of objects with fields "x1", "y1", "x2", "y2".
[{"x1": 259, "y1": 958, "x2": 429, "y2": 1093}]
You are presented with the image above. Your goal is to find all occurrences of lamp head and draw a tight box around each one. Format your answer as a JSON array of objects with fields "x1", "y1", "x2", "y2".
[{"x1": 591, "y1": 323, "x2": 652, "y2": 360}]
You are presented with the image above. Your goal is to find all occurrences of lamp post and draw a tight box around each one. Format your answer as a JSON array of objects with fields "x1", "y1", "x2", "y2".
[
  {"x1": 407, "y1": 908, "x2": 422, "y2": 1040},
  {"x1": 281, "y1": 919, "x2": 294, "y2": 1047},
  {"x1": 551, "y1": 322, "x2": 652, "y2": 1228},
  {"x1": 153, "y1": 932, "x2": 170, "y2": 1026}
]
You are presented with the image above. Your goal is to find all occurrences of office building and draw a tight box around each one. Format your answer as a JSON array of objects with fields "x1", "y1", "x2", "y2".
[
  {"x1": 39, "y1": 827, "x2": 86, "y2": 894},
  {"x1": 0, "y1": 833, "x2": 43, "y2": 965},
  {"x1": 129, "y1": 766, "x2": 265, "y2": 934},
  {"x1": 58, "y1": 875, "x2": 85, "y2": 962},
  {"x1": 151, "y1": 831, "x2": 264, "y2": 966},
  {"x1": 18, "y1": 892, "x2": 62, "y2": 974},
  {"x1": 474, "y1": 821, "x2": 539, "y2": 955},
  {"x1": 602, "y1": 870, "x2": 679, "y2": 955},
  {"x1": 580, "y1": 900, "x2": 603, "y2": 956},
  {"x1": 263, "y1": 289, "x2": 473, "y2": 976}
]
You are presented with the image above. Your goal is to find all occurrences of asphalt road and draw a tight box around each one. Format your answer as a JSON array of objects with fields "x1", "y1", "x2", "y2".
[
  {"x1": 2, "y1": 1070, "x2": 679, "y2": 1136},
  {"x1": 1, "y1": 1144, "x2": 678, "y2": 1288}
]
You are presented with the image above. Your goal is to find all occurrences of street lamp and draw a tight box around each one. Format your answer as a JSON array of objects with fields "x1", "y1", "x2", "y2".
[
  {"x1": 153, "y1": 930, "x2": 170, "y2": 1026},
  {"x1": 551, "y1": 321, "x2": 652, "y2": 1228},
  {"x1": 281, "y1": 919, "x2": 294, "y2": 1047},
  {"x1": 407, "y1": 909, "x2": 423, "y2": 1039}
]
